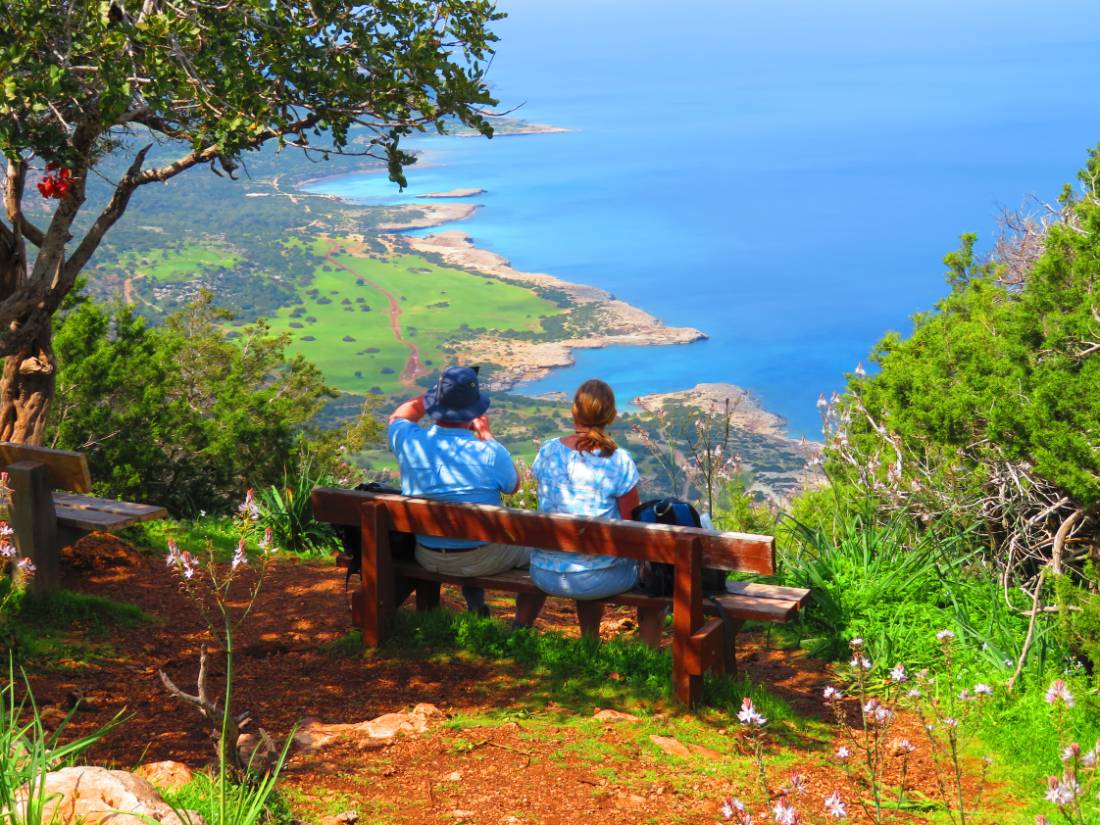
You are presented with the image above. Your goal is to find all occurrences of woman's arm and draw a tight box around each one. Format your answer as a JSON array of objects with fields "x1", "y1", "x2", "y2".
[{"x1": 617, "y1": 485, "x2": 640, "y2": 520}]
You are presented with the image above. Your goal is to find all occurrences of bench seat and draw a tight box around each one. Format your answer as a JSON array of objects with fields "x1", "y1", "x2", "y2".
[
  {"x1": 52, "y1": 492, "x2": 168, "y2": 533},
  {"x1": 391, "y1": 562, "x2": 809, "y2": 623}
]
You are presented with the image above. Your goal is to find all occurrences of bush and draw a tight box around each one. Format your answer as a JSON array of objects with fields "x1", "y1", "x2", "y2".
[{"x1": 48, "y1": 292, "x2": 377, "y2": 516}]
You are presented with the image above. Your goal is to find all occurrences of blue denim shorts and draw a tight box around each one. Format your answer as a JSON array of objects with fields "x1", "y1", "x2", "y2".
[{"x1": 530, "y1": 558, "x2": 640, "y2": 601}]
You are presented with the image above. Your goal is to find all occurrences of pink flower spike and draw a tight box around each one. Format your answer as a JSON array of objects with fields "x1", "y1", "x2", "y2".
[
  {"x1": 0, "y1": 540, "x2": 15, "y2": 559},
  {"x1": 1045, "y1": 680, "x2": 1075, "y2": 708},
  {"x1": 1062, "y1": 743, "x2": 1081, "y2": 763},
  {"x1": 822, "y1": 686, "x2": 842, "y2": 702},
  {"x1": 232, "y1": 539, "x2": 248, "y2": 571},
  {"x1": 890, "y1": 663, "x2": 907, "y2": 683},
  {"x1": 936, "y1": 629, "x2": 955, "y2": 643},
  {"x1": 835, "y1": 746, "x2": 850, "y2": 761},
  {"x1": 973, "y1": 683, "x2": 993, "y2": 697},
  {"x1": 16, "y1": 557, "x2": 35, "y2": 577},
  {"x1": 0, "y1": 522, "x2": 13, "y2": 538},
  {"x1": 823, "y1": 791, "x2": 847, "y2": 819},
  {"x1": 737, "y1": 697, "x2": 767, "y2": 727},
  {"x1": 786, "y1": 774, "x2": 806, "y2": 795}
]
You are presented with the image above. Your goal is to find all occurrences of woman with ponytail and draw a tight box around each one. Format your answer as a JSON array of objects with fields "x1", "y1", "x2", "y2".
[{"x1": 516, "y1": 379, "x2": 661, "y2": 643}]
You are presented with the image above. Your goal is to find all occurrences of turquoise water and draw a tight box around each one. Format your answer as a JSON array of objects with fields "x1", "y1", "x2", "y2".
[{"x1": 307, "y1": 0, "x2": 1100, "y2": 436}]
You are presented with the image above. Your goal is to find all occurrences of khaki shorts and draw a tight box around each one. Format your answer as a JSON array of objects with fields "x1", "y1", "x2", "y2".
[{"x1": 414, "y1": 542, "x2": 530, "y2": 578}]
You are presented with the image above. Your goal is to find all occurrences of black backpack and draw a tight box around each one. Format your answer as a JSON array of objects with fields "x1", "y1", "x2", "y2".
[
  {"x1": 337, "y1": 482, "x2": 416, "y2": 587},
  {"x1": 632, "y1": 498, "x2": 729, "y2": 596}
]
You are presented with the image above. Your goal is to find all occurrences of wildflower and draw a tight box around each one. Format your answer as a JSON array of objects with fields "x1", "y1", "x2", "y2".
[
  {"x1": 890, "y1": 663, "x2": 907, "y2": 683},
  {"x1": 738, "y1": 697, "x2": 767, "y2": 728},
  {"x1": 231, "y1": 540, "x2": 248, "y2": 571},
  {"x1": 943, "y1": 717, "x2": 958, "y2": 729},
  {"x1": 1062, "y1": 743, "x2": 1081, "y2": 763},
  {"x1": 816, "y1": 393, "x2": 828, "y2": 410},
  {"x1": 179, "y1": 551, "x2": 199, "y2": 580},
  {"x1": 854, "y1": 361, "x2": 866, "y2": 377},
  {"x1": 16, "y1": 557, "x2": 35, "y2": 577},
  {"x1": 873, "y1": 705, "x2": 892, "y2": 725},
  {"x1": 773, "y1": 800, "x2": 798, "y2": 825},
  {"x1": 835, "y1": 746, "x2": 850, "y2": 761},
  {"x1": 0, "y1": 540, "x2": 15, "y2": 559},
  {"x1": 0, "y1": 522, "x2": 12, "y2": 538},
  {"x1": 848, "y1": 638, "x2": 864, "y2": 649},
  {"x1": 848, "y1": 655, "x2": 871, "y2": 671},
  {"x1": 238, "y1": 488, "x2": 261, "y2": 522},
  {"x1": 1044, "y1": 775, "x2": 1080, "y2": 806},
  {"x1": 823, "y1": 791, "x2": 846, "y2": 819},
  {"x1": 1081, "y1": 746, "x2": 1097, "y2": 769},
  {"x1": 973, "y1": 683, "x2": 993, "y2": 697},
  {"x1": 958, "y1": 689, "x2": 974, "y2": 702},
  {"x1": 720, "y1": 797, "x2": 751, "y2": 823},
  {"x1": 166, "y1": 539, "x2": 181, "y2": 567},
  {"x1": 890, "y1": 738, "x2": 917, "y2": 756},
  {"x1": 936, "y1": 629, "x2": 955, "y2": 643},
  {"x1": 786, "y1": 774, "x2": 806, "y2": 795},
  {"x1": 822, "y1": 686, "x2": 843, "y2": 702},
  {"x1": 1036, "y1": 817, "x2": 1050, "y2": 825},
  {"x1": 907, "y1": 688, "x2": 922, "y2": 700},
  {"x1": 1045, "y1": 680, "x2": 1075, "y2": 708},
  {"x1": 258, "y1": 527, "x2": 275, "y2": 553},
  {"x1": 862, "y1": 698, "x2": 879, "y2": 715}
]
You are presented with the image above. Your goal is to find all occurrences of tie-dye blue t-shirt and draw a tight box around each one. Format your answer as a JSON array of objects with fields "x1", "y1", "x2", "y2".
[{"x1": 529, "y1": 438, "x2": 640, "y2": 573}]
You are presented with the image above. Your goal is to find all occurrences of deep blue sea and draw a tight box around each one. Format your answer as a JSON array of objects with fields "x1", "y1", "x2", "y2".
[{"x1": 307, "y1": 0, "x2": 1100, "y2": 437}]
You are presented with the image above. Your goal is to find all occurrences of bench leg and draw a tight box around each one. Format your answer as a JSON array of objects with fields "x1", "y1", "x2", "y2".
[
  {"x1": 7, "y1": 461, "x2": 61, "y2": 596},
  {"x1": 637, "y1": 606, "x2": 665, "y2": 649},
  {"x1": 358, "y1": 503, "x2": 394, "y2": 647},
  {"x1": 672, "y1": 539, "x2": 705, "y2": 706},
  {"x1": 414, "y1": 580, "x2": 442, "y2": 611},
  {"x1": 722, "y1": 619, "x2": 745, "y2": 678}
]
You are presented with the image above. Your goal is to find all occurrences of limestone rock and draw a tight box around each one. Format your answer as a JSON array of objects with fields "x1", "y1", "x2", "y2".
[
  {"x1": 134, "y1": 761, "x2": 194, "y2": 793},
  {"x1": 593, "y1": 709, "x2": 641, "y2": 723},
  {"x1": 15, "y1": 766, "x2": 205, "y2": 825},
  {"x1": 648, "y1": 734, "x2": 721, "y2": 760},
  {"x1": 294, "y1": 703, "x2": 444, "y2": 755}
]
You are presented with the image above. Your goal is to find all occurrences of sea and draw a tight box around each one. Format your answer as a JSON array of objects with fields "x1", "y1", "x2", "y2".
[{"x1": 306, "y1": 0, "x2": 1100, "y2": 438}]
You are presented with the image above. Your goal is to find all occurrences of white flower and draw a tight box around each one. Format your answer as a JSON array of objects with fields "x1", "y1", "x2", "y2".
[
  {"x1": 1045, "y1": 776, "x2": 1080, "y2": 806},
  {"x1": 873, "y1": 705, "x2": 892, "y2": 725},
  {"x1": 892, "y1": 738, "x2": 916, "y2": 755},
  {"x1": 890, "y1": 664, "x2": 907, "y2": 683},
  {"x1": 907, "y1": 688, "x2": 923, "y2": 700},
  {"x1": 165, "y1": 539, "x2": 181, "y2": 567},
  {"x1": 823, "y1": 687, "x2": 843, "y2": 702},
  {"x1": 0, "y1": 540, "x2": 15, "y2": 559},
  {"x1": 823, "y1": 791, "x2": 846, "y2": 819},
  {"x1": 773, "y1": 800, "x2": 798, "y2": 825},
  {"x1": 835, "y1": 746, "x2": 850, "y2": 761},
  {"x1": 258, "y1": 527, "x2": 275, "y2": 553},
  {"x1": 738, "y1": 697, "x2": 767, "y2": 727},
  {"x1": 231, "y1": 540, "x2": 248, "y2": 571},
  {"x1": 16, "y1": 557, "x2": 35, "y2": 577},
  {"x1": 1062, "y1": 743, "x2": 1081, "y2": 763},
  {"x1": 0, "y1": 522, "x2": 13, "y2": 538},
  {"x1": 854, "y1": 362, "x2": 866, "y2": 377},
  {"x1": 973, "y1": 683, "x2": 993, "y2": 697},
  {"x1": 1045, "y1": 680, "x2": 1075, "y2": 708},
  {"x1": 848, "y1": 638, "x2": 864, "y2": 649},
  {"x1": 849, "y1": 655, "x2": 872, "y2": 671},
  {"x1": 943, "y1": 717, "x2": 958, "y2": 729},
  {"x1": 238, "y1": 488, "x2": 261, "y2": 522},
  {"x1": 786, "y1": 774, "x2": 806, "y2": 795},
  {"x1": 720, "y1": 797, "x2": 747, "y2": 821},
  {"x1": 958, "y1": 689, "x2": 974, "y2": 702},
  {"x1": 936, "y1": 629, "x2": 955, "y2": 643},
  {"x1": 1081, "y1": 746, "x2": 1098, "y2": 769},
  {"x1": 816, "y1": 393, "x2": 828, "y2": 410}
]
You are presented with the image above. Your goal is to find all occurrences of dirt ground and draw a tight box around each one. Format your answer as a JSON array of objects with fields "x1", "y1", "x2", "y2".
[{"x1": 19, "y1": 535, "x2": 1011, "y2": 825}]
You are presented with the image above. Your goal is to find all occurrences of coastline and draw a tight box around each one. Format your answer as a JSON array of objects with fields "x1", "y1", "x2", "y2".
[{"x1": 401, "y1": 230, "x2": 706, "y2": 390}]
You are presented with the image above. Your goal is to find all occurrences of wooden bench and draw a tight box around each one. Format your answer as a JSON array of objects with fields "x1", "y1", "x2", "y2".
[
  {"x1": 0, "y1": 443, "x2": 167, "y2": 594},
  {"x1": 312, "y1": 487, "x2": 809, "y2": 706}
]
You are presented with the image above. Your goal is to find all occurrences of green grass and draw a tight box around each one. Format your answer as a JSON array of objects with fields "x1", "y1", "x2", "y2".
[
  {"x1": 126, "y1": 515, "x2": 244, "y2": 562},
  {"x1": 5, "y1": 589, "x2": 152, "y2": 669},
  {"x1": 265, "y1": 246, "x2": 564, "y2": 396},
  {"x1": 119, "y1": 244, "x2": 243, "y2": 283}
]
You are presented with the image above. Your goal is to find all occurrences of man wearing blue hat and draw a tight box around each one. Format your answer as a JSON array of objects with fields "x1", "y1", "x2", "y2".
[{"x1": 387, "y1": 365, "x2": 531, "y2": 616}]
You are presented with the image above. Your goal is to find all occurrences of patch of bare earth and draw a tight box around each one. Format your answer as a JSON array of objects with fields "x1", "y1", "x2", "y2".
[{"x1": 24, "y1": 535, "x2": 1011, "y2": 824}]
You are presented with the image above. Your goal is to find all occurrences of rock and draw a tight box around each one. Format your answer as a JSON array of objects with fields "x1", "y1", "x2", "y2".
[
  {"x1": 648, "y1": 734, "x2": 722, "y2": 760},
  {"x1": 294, "y1": 704, "x2": 444, "y2": 755},
  {"x1": 320, "y1": 812, "x2": 358, "y2": 825},
  {"x1": 236, "y1": 730, "x2": 278, "y2": 771},
  {"x1": 39, "y1": 706, "x2": 68, "y2": 730},
  {"x1": 593, "y1": 709, "x2": 641, "y2": 723},
  {"x1": 14, "y1": 766, "x2": 205, "y2": 825},
  {"x1": 649, "y1": 734, "x2": 694, "y2": 759},
  {"x1": 450, "y1": 810, "x2": 475, "y2": 821},
  {"x1": 134, "y1": 761, "x2": 194, "y2": 792},
  {"x1": 445, "y1": 771, "x2": 462, "y2": 782}
]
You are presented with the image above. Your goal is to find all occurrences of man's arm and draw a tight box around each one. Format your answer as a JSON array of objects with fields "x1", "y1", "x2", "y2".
[{"x1": 389, "y1": 395, "x2": 426, "y2": 424}]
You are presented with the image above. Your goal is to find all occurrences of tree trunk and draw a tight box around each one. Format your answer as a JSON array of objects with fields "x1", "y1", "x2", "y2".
[{"x1": 0, "y1": 328, "x2": 55, "y2": 446}]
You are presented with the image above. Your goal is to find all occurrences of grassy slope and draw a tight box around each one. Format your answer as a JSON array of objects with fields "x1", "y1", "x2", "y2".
[
  {"x1": 119, "y1": 244, "x2": 243, "y2": 283},
  {"x1": 264, "y1": 244, "x2": 563, "y2": 396}
]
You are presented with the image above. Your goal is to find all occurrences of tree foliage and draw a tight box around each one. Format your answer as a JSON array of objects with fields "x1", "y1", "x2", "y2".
[
  {"x1": 0, "y1": 0, "x2": 502, "y2": 441},
  {"x1": 48, "y1": 293, "x2": 376, "y2": 515}
]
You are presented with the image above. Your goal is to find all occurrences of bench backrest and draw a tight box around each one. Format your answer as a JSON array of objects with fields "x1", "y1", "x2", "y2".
[
  {"x1": 312, "y1": 487, "x2": 776, "y2": 576},
  {"x1": 0, "y1": 442, "x2": 91, "y2": 494}
]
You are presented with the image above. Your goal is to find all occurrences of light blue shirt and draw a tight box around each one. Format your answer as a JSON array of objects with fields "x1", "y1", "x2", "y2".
[
  {"x1": 529, "y1": 438, "x2": 640, "y2": 573},
  {"x1": 387, "y1": 420, "x2": 518, "y2": 549}
]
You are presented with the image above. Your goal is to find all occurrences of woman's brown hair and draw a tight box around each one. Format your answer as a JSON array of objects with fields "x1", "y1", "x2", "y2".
[{"x1": 572, "y1": 379, "x2": 618, "y2": 456}]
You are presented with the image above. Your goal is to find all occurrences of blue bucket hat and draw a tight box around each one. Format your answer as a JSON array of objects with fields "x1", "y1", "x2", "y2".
[{"x1": 424, "y1": 365, "x2": 491, "y2": 423}]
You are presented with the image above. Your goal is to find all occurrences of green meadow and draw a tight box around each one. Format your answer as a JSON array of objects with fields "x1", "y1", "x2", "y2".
[
  {"x1": 118, "y1": 243, "x2": 242, "y2": 283},
  {"x1": 265, "y1": 245, "x2": 564, "y2": 396}
]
